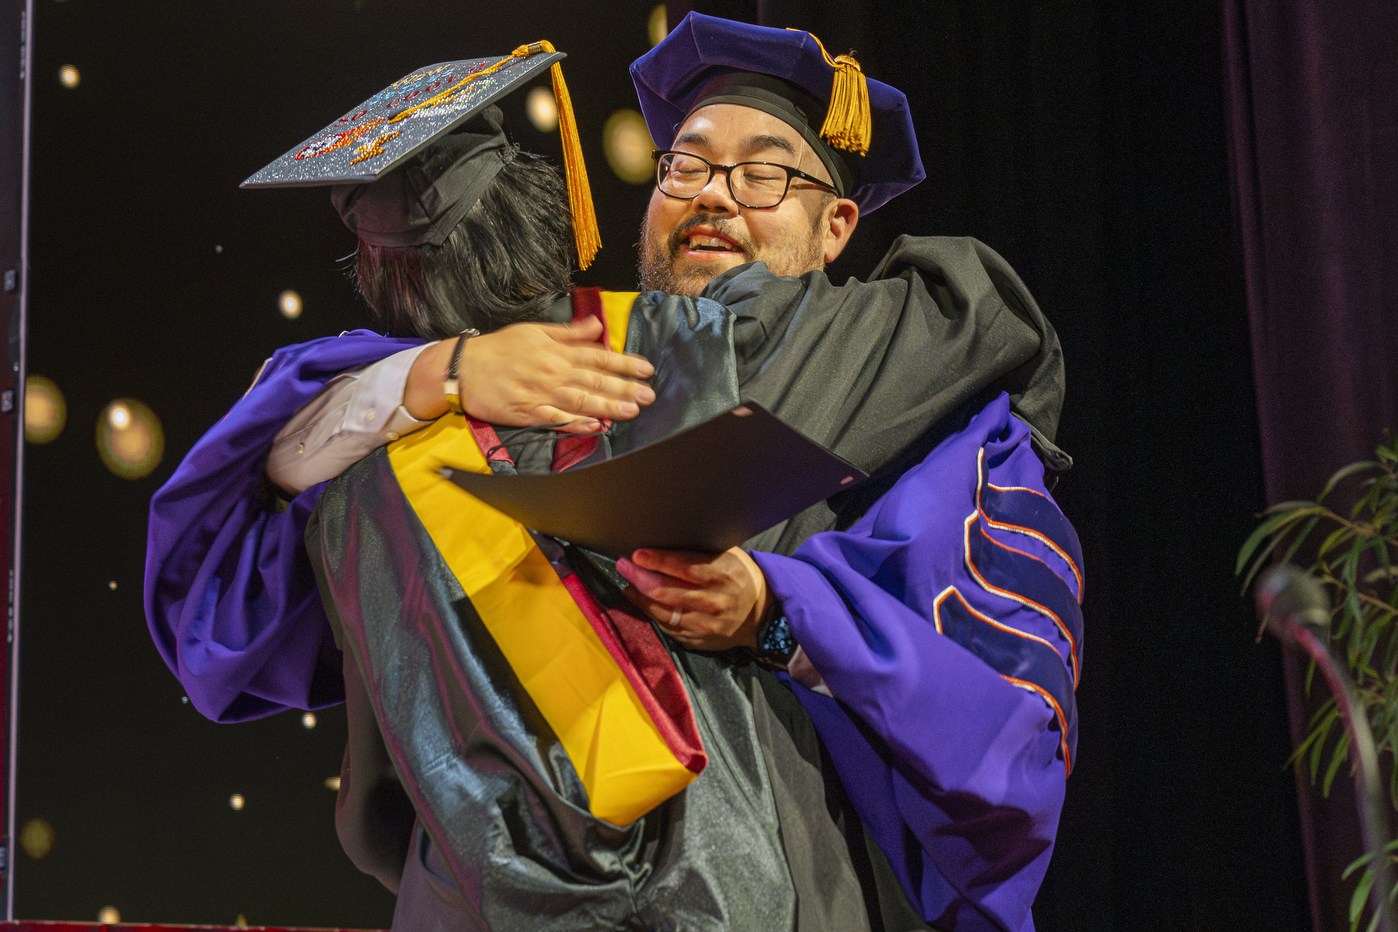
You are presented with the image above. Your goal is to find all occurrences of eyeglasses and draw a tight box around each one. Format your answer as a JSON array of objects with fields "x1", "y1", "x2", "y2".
[{"x1": 653, "y1": 150, "x2": 837, "y2": 209}]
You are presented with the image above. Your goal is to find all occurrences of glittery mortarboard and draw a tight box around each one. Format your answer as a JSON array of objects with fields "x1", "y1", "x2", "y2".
[
  {"x1": 243, "y1": 43, "x2": 600, "y2": 266},
  {"x1": 630, "y1": 13, "x2": 925, "y2": 214}
]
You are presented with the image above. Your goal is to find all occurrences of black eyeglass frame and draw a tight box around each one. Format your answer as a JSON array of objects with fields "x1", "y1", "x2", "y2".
[{"x1": 652, "y1": 149, "x2": 838, "y2": 209}]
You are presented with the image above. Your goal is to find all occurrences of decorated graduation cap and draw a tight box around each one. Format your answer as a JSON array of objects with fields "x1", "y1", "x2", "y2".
[
  {"x1": 630, "y1": 13, "x2": 925, "y2": 215},
  {"x1": 243, "y1": 42, "x2": 600, "y2": 268}
]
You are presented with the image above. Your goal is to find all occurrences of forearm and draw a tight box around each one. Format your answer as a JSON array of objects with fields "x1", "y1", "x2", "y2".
[
  {"x1": 268, "y1": 344, "x2": 434, "y2": 495},
  {"x1": 742, "y1": 397, "x2": 1082, "y2": 928}
]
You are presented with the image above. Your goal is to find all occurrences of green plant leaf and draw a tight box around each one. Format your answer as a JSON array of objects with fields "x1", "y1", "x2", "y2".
[
  {"x1": 1344, "y1": 838, "x2": 1398, "y2": 877},
  {"x1": 1305, "y1": 704, "x2": 1339, "y2": 782},
  {"x1": 1322, "y1": 459, "x2": 1378, "y2": 502},
  {"x1": 1322, "y1": 731, "x2": 1351, "y2": 797},
  {"x1": 1318, "y1": 524, "x2": 1357, "y2": 560},
  {"x1": 1365, "y1": 566, "x2": 1398, "y2": 586},
  {"x1": 1350, "y1": 867, "x2": 1373, "y2": 928},
  {"x1": 1290, "y1": 714, "x2": 1329, "y2": 769},
  {"x1": 1280, "y1": 515, "x2": 1324, "y2": 566},
  {"x1": 1237, "y1": 506, "x2": 1323, "y2": 575}
]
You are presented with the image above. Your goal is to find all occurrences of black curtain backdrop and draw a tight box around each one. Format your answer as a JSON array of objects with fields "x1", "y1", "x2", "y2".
[
  {"x1": 679, "y1": 0, "x2": 1310, "y2": 928},
  {"x1": 1224, "y1": 2, "x2": 1398, "y2": 930}
]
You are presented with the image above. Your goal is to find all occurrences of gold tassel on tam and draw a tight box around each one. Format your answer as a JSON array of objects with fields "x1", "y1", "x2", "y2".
[
  {"x1": 793, "y1": 30, "x2": 873, "y2": 156},
  {"x1": 398, "y1": 41, "x2": 601, "y2": 269},
  {"x1": 821, "y1": 54, "x2": 871, "y2": 156},
  {"x1": 531, "y1": 41, "x2": 602, "y2": 270}
]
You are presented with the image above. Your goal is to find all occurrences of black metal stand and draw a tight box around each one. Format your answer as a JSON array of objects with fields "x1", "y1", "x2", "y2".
[{"x1": 0, "y1": 0, "x2": 30, "y2": 917}]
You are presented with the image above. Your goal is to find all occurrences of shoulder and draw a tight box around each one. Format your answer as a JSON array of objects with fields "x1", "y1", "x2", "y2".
[{"x1": 869, "y1": 235, "x2": 1026, "y2": 285}]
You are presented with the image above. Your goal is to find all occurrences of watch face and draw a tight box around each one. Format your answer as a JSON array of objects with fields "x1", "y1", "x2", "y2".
[{"x1": 759, "y1": 614, "x2": 796, "y2": 662}]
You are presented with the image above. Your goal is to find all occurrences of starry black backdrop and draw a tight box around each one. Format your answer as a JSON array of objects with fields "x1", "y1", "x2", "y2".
[
  {"x1": 8, "y1": 0, "x2": 1310, "y2": 929},
  {"x1": 15, "y1": 0, "x2": 659, "y2": 925}
]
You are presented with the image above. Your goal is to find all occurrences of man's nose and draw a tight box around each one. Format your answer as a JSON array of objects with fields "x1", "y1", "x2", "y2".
[{"x1": 691, "y1": 167, "x2": 738, "y2": 213}]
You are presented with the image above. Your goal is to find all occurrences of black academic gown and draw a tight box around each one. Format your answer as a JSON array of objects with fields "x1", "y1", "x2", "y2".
[{"x1": 313, "y1": 236, "x2": 1068, "y2": 932}]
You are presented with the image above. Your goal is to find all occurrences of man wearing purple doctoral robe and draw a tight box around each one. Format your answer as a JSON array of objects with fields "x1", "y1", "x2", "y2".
[{"x1": 147, "y1": 234, "x2": 1081, "y2": 932}]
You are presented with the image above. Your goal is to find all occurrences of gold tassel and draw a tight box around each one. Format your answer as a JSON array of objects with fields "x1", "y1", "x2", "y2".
[
  {"x1": 386, "y1": 42, "x2": 601, "y2": 269},
  {"x1": 819, "y1": 54, "x2": 871, "y2": 156},
  {"x1": 535, "y1": 40, "x2": 601, "y2": 271},
  {"x1": 791, "y1": 30, "x2": 873, "y2": 157}
]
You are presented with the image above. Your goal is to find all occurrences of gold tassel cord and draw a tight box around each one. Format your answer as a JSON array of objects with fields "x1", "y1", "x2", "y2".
[
  {"x1": 821, "y1": 55, "x2": 871, "y2": 156},
  {"x1": 387, "y1": 47, "x2": 530, "y2": 126},
  {"x1": 536, "y1": 40, "x2": 602, "y2": 271},
  {"x1": 790, "y1": 30, "x2": 873, "y2": 157}
]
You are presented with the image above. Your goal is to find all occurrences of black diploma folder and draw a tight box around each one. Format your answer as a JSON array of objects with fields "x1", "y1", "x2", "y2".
[{"x1": 439, "y1": 402, "x2": 867, "y2": 558}]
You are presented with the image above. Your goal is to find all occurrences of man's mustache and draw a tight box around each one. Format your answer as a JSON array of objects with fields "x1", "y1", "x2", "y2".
[{"x1": 666, "y1": 216, "x2": 753, "y2": 257}]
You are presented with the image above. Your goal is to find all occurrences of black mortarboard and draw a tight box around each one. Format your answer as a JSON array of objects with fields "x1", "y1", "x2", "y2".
[
  {"x1": 242, "y1": 43, "x2": 600, "y2": 266},
  {"x1": 630, "y1": 13, "x2": 925, "y2": 214}
]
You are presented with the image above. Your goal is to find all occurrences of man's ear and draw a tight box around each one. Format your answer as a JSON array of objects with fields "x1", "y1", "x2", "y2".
[{"x1": 822, "y1": 198, "x2": 859, "y2": 264}]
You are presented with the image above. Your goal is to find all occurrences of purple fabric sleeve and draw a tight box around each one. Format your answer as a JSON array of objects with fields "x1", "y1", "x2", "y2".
[
  {"x1": 753, "y1": 394, "x2": 1083, "y2": 932},
  {"x1": 144, "y1": 330, "x2": 421, "y2": 723}
]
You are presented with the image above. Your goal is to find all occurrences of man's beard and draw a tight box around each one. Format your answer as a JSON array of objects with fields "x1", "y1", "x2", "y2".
[{"x1": 637, "y1": 213, "x2": 825, "y2": 298}]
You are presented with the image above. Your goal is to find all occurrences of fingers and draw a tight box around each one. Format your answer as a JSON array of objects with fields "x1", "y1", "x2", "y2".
[
  {"x1": 533, "y1": 369, "x2": 653, "y2": 423},
  {"x1": 557, "y1": 315, "x2": 604, "y2": 340},
  {"x1": 546, "y1": 320, "x2": 655, "y2": 380},
  {"x1": 460, "y1": 321, "x2": 657, "y2": 427},
  {"x1": 617, "y1": 548, "x2": 768, "y2": 653},
  {"x1": 626, "y1": 549, "x2": 718, "y2": 585},
  {"x1": 616, "y1": 556, "x2": 702, "y2": 601},
  {"x1": 559, "y1": 344, "x2": 654, "y2": 384},
  {"x1": 526, "y1": 326, "x2": 658, "y2": 419},
  {"x1": 619, "y1": 584, "x2": 718, "y2": 649},
  {"x1": 616, "y1": 554, "x2": 732, "y2": 619},
  {"x1": 527, "y1": 408, "x2": 603, "y2": 434}
]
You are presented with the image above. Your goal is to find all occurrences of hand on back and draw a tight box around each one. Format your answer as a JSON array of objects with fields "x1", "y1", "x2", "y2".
[{"x1": 405, "y1": 316, "x2": 655, "y2": 430}]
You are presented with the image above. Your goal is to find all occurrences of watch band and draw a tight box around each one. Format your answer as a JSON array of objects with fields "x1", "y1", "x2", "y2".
[{"x1": 443, "y1": 328, "x2": 480, "y2": 415}]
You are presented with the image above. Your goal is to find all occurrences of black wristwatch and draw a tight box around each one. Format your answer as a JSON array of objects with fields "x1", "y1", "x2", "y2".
[
  {"x1": 753, "y1": 604, "x2": 797, "y2": 669},
  {"x1": 442, "y1": 327, "x2": 481, "y2": 415}
]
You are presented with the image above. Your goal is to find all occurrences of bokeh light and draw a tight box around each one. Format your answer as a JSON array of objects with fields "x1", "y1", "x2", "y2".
[
  {"x1": 648, "y1": 5, "x2": 668, "y2": 46},
  {"x1": 526, "y1": 86, "x2": 559, "y2": 133},
  {"x1": 98, "y1": 907, "x2": 120, "y2": 924},
  {"x1": 301, "y1": 712, "x2": 317, "y2": 729},
  {"x1": 279, "y1": 289, "x2": 303, "y2": 319},
  {"x1": 229, "y1": 794, "x2": 245, "y2": 811},
  {"x1": 96, "y1": 398, "x2": 164, "y2": 480},
  {"x1": 325, "y1": 776, "x2": 342, "y2": 792},
  {"x1": 58, "y1": 65, "x2": 80, "y2": 89},
  {"x1": 603, "y1": 109, "x2": 655, "y2": 185},
  {"x1": 19, "y1": 818, "x2": 54, "y2": 859},
  {"x1": 24, "y1": 375, "x2": 66, "y2": 444}
]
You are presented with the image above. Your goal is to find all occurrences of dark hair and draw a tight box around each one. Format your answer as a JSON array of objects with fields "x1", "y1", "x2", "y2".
[{"x1": 351, "y1": 150, "x2": 574, "y2": 339}]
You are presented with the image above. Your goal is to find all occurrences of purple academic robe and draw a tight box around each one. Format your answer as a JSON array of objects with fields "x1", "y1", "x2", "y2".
[
  {"x1": 144, "y1": 330, "x2": 419, "y2": 722},
  {"x1": 754, "y1": 394, "x2": 1081, "y2": 932}
]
